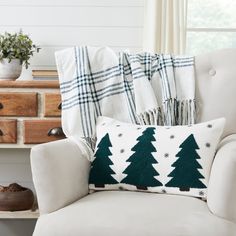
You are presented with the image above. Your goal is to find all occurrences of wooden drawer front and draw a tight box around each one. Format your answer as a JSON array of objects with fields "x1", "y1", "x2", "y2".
[
  {"x1": 44, "y1": 93, "x2": 61, "y2": 117},
  {"x1": 0, "y1": 92, "x2": 37, "y2": 117},
  {"x1": 0, "y1": 120, "x2": 17, "y2": 143},
  {"x1": 24, "y1": 120, "x2": 65, "y2": 144}
]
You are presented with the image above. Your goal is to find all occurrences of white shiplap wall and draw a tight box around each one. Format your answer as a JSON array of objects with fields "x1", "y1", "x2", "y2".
[
  {"x1": 0, "y1": 0, "x2": 144, "y2": 80},
  {"x1": 0, "y1": 149, "x2": 32, "y2": 190},
  {"x1": 0, "y1": 1, "x2": 144, "y2": 235}
]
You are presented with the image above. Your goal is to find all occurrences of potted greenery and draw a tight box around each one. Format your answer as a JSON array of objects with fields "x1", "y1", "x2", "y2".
[{"x1": 0, "y1": 30, "x2": 40, "y2": 80}]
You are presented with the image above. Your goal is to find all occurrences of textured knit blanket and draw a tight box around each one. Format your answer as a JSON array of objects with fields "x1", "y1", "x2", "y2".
[{"x1": 55, "y1": 46, "x2": 195, "y2": 152}]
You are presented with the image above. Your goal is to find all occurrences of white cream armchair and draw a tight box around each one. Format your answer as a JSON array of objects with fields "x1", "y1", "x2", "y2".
[{"x1": 31, "y1": 49, "x2": 236, "y2": 236}]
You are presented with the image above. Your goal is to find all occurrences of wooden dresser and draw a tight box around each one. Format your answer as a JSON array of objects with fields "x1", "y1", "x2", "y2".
[{"x1": 0, "y1": 80, "x2": 65, "y2": 148}]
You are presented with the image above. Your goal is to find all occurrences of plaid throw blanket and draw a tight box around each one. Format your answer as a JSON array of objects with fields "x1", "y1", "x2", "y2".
[{"x1": 56, "y1": 46, "x2": 195, "y2": 152}]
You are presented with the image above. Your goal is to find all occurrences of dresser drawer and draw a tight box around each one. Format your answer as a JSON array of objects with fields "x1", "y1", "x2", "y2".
[
  {"x1": 23, "y1": 120, "x2": 65, "y2": 144},
  {"x1": 0, "y1": 92, "x2": 37, "y2": 117},
  {"x1": 0, "y1": 119, "x2": 17, "y2": 143},
  {"x1": 44, "y1": 93, "x2": 61, "y2": 117}
]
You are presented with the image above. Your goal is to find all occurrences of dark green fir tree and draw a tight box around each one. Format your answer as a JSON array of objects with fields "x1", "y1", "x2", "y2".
[
  {"x1": 165, "y1": 134, "x2": 206, "y2": 191},
  {"x1": 89, "y1": 133, "x2": 118, "y2": 187},
  {"x1": 121, "y1": 127, "x2": 162, "y2": 190}
]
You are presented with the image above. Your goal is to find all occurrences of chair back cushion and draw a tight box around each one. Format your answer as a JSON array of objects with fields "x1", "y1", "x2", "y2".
[{"x1": 196, "y1": 48, "x2": 236, "y2": 137}]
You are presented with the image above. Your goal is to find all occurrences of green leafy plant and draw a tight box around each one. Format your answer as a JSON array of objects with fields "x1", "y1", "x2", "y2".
[{"x1": 0, "y1": 30, "x2": 40, "y2": 69}]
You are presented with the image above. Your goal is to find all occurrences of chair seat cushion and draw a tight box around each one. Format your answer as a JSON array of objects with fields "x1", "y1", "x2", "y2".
[{"x1": 34, "y1": 191, "x2": 236, "y2": 236}]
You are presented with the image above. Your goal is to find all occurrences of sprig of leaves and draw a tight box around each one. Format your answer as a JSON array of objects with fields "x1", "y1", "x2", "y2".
[{"x1": 0, "y1": 30, "x2": 40, "y2": 69}]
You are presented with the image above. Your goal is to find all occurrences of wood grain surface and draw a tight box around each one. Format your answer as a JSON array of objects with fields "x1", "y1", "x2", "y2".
[
  {"x1": 23, "y1": 119, "x2": 65, "y2": 144},
  {"x1": 44, "y1": 93, "x2": 61, "y2": 117},
  {"x1": 0, "y1": 120, "x2": 17, "y2": 143},
  {"x1": 0, "y1": 80, "x2": 59, "y2": 88},
  {"x1": 0, "y1": 92, "x2": 38, "y2": 117}
]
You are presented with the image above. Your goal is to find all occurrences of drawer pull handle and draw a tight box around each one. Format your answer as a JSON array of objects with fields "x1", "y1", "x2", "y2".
[
  {"x1": 0, "y1": 103, "x2": 3, "y2": 109},
  {"x1": 58, "y1": 103, "x2": 62, "y2": 110},
  {"x1": 0, "y1": 129, "x2": 3, "y2": 136},
  {"x1": 47, "y1": 127, "x2": 64, "y2": 137}
]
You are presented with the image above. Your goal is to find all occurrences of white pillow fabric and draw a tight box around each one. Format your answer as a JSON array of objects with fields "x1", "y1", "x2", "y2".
[{"x1": 89, "y1": 116, "x2": 225, "y2": 199}]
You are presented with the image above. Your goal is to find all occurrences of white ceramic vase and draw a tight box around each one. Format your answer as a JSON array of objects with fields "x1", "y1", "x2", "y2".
[{"x1": 0, "y1": 59, "x2": 22, "y2": 80}]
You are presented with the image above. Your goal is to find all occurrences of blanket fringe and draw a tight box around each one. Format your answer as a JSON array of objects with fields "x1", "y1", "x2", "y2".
[
  {"x1": 84, "y1": 99, "x2": 196, "y2": 151},
  {"x1": 137, "y1": 99, "x2": 196, "y2": 126},
  {"x1": 177, "y1": 99, "x2": 196, "y2": 125},
  {"x1": 137, "y1": 107, "x2": 163, "y2": 125},
  {"x1": 81, "y1": 136, "x2": 97, "y2": 151}
]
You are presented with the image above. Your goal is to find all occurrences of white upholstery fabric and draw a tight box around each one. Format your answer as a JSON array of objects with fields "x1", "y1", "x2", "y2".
[
  {"x1": 34, "y1": 191, "x2": 236, "y2": 236},
  {"x1": 31, "y1": 49, "x2": 236, "y2": 235},
  {"x1": 31, "y1": 139, "x2": 90, "y2": 214},
  {"x1": 208, "y1": 134, "x2": 236, "y2": 223},
  {"x1": 196, "y1": 48, "x2": 236, "y2": 137}
]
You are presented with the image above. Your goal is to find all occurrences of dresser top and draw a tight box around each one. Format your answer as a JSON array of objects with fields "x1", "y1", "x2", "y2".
[{"x1": 0, "y1": 80, "x2": 59, "y2": 88}]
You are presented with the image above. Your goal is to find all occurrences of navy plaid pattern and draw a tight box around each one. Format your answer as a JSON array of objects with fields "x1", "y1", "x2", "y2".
[{"x1": 59, "y1": 46, "x2": 195, "y2": 148}]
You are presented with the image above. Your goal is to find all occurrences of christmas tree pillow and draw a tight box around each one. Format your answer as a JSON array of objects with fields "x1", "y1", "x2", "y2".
[{"x1": 89, "y1": 116, "x2": 225, "y2": 199}]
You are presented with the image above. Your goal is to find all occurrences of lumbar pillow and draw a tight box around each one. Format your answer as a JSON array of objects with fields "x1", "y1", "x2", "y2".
[{"x1": 89, "y1": 116, "x2": 225, "y2": 198}]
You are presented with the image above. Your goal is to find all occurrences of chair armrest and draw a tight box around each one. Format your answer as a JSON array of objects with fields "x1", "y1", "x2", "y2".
[
  {"x1": 31, "y1": 138, "x2": 90, "y2": 214},
  {"x1": 207, "y1": 134, "x2": 236, "y2": 223}
]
